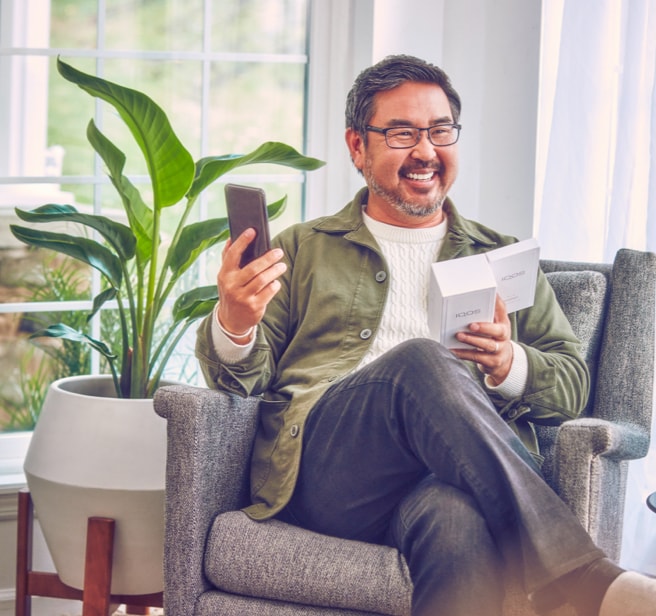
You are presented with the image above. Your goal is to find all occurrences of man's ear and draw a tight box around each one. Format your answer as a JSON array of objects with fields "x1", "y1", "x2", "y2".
[{"x1": 345, "y1": 128, "x2": 365, "y2": 171}]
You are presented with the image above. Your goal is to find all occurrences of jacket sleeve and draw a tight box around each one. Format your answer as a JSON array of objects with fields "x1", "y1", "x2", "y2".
[
  {"x1": 195, "y1": 235, "x2": 293, "y2": 399},
  {"x1": 485, "y1": 269, "x2": 590, "y2": 425}
]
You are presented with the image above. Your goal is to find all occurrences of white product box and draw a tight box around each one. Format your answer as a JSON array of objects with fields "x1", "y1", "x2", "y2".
[
  {"x1": 428, "y1": 239, "x2": 540, "y2": 348},
  {"x1": 428, "y1": 254, "x2": 497, "y2": 348},
  {"x1": 486, "y1": 238, "x2": 540, "y2": 313}
]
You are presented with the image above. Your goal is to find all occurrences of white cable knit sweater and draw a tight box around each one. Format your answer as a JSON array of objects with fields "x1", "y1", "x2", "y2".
[{"x1": 357, "y1": 210, "x2": 447, "y2": 369}]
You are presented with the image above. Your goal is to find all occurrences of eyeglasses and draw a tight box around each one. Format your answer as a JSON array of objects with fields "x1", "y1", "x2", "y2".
[{"x1": 365, "y1": 123, "x2": 462, "y2": 148}]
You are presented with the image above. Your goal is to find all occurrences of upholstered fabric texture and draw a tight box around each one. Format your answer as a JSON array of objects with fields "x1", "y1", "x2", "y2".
[
  {"x1": 538, "y1": 270, "x2": 608, "y2": 487},
  {"x1": 196, "y1": 591, "x2": 385, "y2": 615},
  {"x1": 155, "y1": 249, "x2": 656, "y2": 616},
  {"x1": 205, "y1": 511, "x2": 412, "y2": 615},
  {"x1": 544, "y1": 270, "x2": 607, "y2": 369}
]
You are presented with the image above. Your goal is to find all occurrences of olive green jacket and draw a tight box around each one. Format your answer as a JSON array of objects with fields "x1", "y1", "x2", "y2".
[{"x1": 196, "y1": 188, "x2": 590, "y2": 520}]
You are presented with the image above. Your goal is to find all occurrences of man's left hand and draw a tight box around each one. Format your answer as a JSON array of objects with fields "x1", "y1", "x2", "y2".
[{"x1": 451, "y1": 295, "x2": 513, "y2": 386}]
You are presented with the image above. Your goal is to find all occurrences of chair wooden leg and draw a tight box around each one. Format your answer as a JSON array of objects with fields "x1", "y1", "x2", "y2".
[{"x1": 82, "y1": 517, "x2": 115, "y2": 616}]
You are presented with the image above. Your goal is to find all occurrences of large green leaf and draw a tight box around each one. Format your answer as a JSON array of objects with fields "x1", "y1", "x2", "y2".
[
  {"x1": 57, "y1": 57, "x2": 195, "y2": 209},
  {"x1": 188, "y1": 142, "x2": 325, "y2": 200},
  {"x1": 15, "y1": 204, "x2": 136, "y2": 261},
  {"x1": 29, "y1": 323, "x2": 117, "y2": 361},
  {"x1": 172, "y1": 285, "x2": 219, "y2": 322},
  {"x1": 169, "y1": 196, "x2": 287, "y2": 275},
  {"x1": 170, "y1": 218, "x2": 230, "y2": 274},
  {"x1": 86, "y1": 120, "x2": 153, "y2": 263},
  {"x1": 265, "y1": 196, "x2": 287, "y2": 221},
  {"x1": 88, "y1": 287, "x2": 118, "y2": 321},
  {"x1": 10, "y1": 225, "x2": 123, "y2": 288}
]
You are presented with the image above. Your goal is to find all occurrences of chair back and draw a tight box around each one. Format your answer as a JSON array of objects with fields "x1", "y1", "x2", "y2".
[{"x1": 538, "y1": 248, "x2": 656, "y2": 484}]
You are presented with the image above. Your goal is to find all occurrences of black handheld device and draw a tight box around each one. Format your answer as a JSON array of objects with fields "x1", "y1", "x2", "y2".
[{"x1": 225, "y1": 183, "x2": 271, "y2": 267}]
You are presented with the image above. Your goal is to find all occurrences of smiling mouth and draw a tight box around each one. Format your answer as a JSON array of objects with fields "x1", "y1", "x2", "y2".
[{"x1": 405, "y1": 170, "x2": 436, "y2": 181}]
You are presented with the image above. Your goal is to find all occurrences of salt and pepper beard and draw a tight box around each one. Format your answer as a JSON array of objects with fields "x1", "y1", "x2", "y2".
[{"x1": 362, "y1": 157, "x2": 445, "y2": 218}]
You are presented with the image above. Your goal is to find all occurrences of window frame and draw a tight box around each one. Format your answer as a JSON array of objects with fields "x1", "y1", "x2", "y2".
[{"x1": 0, "y1": 0, "x2": 351, "y2": 484}]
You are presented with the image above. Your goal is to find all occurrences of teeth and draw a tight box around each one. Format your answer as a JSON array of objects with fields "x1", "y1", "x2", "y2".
[{"x1": 406, "y1": 172, "x2": 434, "y2": 180}]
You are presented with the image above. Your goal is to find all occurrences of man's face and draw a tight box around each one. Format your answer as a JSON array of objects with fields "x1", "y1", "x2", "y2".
[{"x1": 346, "y1": 81, "x2": 459, "y2": 227}]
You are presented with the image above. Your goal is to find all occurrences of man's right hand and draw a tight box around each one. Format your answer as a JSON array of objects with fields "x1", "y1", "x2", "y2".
[{"x1": 216, "y1": 228, "x2": 287, "y2": 343}]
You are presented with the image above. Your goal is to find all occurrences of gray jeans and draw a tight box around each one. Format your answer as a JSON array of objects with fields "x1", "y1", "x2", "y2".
[{"x1": 276, "y1": 338, "x2": 603, "y2": 616}]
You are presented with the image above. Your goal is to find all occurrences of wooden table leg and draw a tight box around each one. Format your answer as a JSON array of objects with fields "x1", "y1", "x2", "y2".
[
  {"x1": 81, "y1": 517, "x2": 115, "y2": 616},
  {"x1": 15, "y1": 490, "x2": 33, "y2": 616},
  {"x1": 15, "y1": 491, "x2": 161, "y2": 616}
]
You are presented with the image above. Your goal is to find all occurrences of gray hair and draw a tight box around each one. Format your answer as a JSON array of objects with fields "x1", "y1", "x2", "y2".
[{"x1": 345, "y1": 55, "x2": 462, "y2": 138}]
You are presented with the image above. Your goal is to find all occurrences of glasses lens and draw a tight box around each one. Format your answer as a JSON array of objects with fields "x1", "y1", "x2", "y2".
[
  {"x1": 428, "y1": 125, "x2": 458, "y2": 146},
  {"x1": 385, "y1": 128, "x2": 420, "y2": 148}
]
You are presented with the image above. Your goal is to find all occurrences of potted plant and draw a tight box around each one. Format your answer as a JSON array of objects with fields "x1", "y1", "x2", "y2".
[{"x1": 10, "y1": 58, "x2": 324, "y2": 595}]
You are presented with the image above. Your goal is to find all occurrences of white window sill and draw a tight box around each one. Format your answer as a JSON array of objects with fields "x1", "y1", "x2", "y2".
[{"x1": 0, "y1": 431, "x2": 31, "y2": 491}]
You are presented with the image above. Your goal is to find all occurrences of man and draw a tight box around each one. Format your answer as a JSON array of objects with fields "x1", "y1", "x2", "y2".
[{"x1": 196, "y1": 55, "x2": 656, "y2": 616}]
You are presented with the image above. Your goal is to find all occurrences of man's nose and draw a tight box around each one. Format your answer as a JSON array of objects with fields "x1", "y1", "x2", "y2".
[{"x1": 410, "y1": 130, "x2": 438, "y2": 158}]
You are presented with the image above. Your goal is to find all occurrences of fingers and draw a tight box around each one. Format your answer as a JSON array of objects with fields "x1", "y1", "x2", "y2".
[
  {"x1": 451, "y1": 294, "x2": 512, "y2": 383},
  {"x1": 494, "y1": 294, "x2": 508, "y2": 321},
  {"x1": 455, "y1": 321, "x2": 507, "y2": 354},
  {"x1": 452, "y1": 337, "x2": 506, "y2": 365},
  {"x1": 218, "y1": 249, "x2": 285, "y2": 302},
  {"x1": 457, "y1": 295, "x2": 509, "y2": 346},
  {"x1": 217, "y1": 230, "x2": 287, "y2": 335},
  {"x1": 222, "y1": 228, "x2": 255, "y2": 267},
  {"x1": 451, "y1": 338, "x2": 513, "y2": 385},
  {"x1": 247, "y1": 259, "x2": 286, "y2": 298}
]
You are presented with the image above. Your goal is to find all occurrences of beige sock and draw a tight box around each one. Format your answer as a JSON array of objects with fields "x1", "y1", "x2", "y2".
[{"x1": 599, "y1": 571, "x2": 656, "y2": 616}]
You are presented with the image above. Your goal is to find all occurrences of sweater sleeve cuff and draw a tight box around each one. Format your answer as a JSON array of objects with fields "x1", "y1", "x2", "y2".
[
  {"x1": 484, "y1": 341, "x2": 528, "y2": 398},
  {"x1": 211, "y1": 303, "x2": 256, "y2": 364}
]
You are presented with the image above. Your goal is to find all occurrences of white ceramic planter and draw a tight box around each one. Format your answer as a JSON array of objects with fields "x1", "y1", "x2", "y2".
[{"x1": 23, "y1": 375, "x2": 167, "y2": 595}]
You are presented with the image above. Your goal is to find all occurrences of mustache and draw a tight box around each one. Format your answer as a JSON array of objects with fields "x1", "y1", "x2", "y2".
[{"x1": 400, "y1": 162, "x2": 442, "y2": 174}]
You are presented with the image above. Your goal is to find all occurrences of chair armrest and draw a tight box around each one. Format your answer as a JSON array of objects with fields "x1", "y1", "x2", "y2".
[
  {"x1": 552, "y1": 417, "x2": 649, "y2": 558},
  {"x1": 153, "y1": 384, "x2": 260, "y2": 616},
  {"x1": 555, "y1": 417, "x2": 649, "y2": 463}
]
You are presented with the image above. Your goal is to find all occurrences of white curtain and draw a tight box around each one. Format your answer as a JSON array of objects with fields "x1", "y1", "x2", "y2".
[{"x1": 535, "y1": 0, "x2": 656, "y2": 574}]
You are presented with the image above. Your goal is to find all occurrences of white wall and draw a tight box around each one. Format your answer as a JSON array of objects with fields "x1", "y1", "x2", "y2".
[
  {"x1": 305, "y1": 0, "x2": 375, "y2": 219},
  {"x1": 442, "y1": 0, "x2": 541, "y2": 240},
  {"x1": 307, "y1": 0, "x2": 542, "y2": 241}
]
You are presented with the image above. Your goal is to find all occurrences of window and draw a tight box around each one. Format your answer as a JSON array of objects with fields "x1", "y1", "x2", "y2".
[{"x1": 0, "y1": 0, "x2": 312, "y2": 433}]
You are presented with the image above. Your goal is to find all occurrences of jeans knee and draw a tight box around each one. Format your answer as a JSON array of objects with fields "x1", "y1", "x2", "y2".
[
  {"x1": 392, "y1": 476, "x2": 496, "y2": 563},
  {"x1": 394, "y1": 337, "x2": 450, "y2": 361},
  {"x1": 380, "y1": 338, "x2": 460, "y2": 380}
]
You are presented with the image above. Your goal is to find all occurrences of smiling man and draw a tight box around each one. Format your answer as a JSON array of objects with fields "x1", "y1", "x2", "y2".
[
  {"x1": 350, "y1": 81, "x2": 458, "y2": 225},
  {"x1": 197, "y1": 55, "x2": 656, "y2": 616}
]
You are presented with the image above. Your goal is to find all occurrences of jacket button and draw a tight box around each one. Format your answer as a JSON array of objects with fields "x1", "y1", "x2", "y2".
[
  {"x1": 375, "y1": 270, "x2": 387, "y2": 282},
  {"x1": 290, "y1": 424, "x2": 300, "y2": 437},
  {"x1": 360, "y1": 328, "x2": 372, "y2": 340}
]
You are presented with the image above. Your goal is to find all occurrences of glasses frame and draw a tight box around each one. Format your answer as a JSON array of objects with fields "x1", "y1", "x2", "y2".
[{"x1": 365, "y1": 123, "x2": 462, "y2": 148}]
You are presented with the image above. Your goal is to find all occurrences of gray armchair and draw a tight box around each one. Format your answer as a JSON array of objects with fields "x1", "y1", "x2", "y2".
[{"x1": 154, "y1": 248, "x2": 655, "y2": 616}]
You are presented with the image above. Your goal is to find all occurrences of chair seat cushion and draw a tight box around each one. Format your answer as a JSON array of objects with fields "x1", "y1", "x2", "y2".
[
  {"x1": 197, "y1": 590, "x2": 394, "y2": 616},
  {"x1": 204, "y1": 511, "x2": 413, "y2": 616}
]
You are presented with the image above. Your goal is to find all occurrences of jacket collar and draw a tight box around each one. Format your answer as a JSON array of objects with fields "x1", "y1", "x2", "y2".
[
  {"x1": 313, "y1": 187, "x2": 499, "y2": 257},
  {"x1": 312, "y1": 187, "x2": 369, "y2": 234}
]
